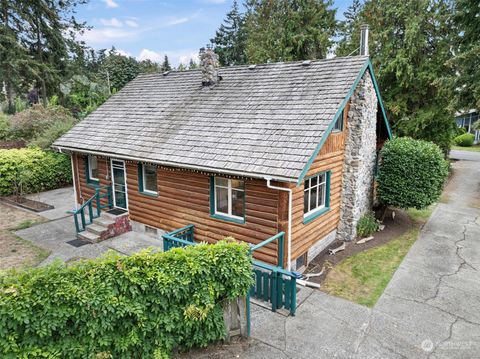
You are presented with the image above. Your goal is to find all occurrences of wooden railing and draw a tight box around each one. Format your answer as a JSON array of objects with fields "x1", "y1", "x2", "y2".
[{"x1": 73, "y1": 186, "x2": 113, "y2": 233}]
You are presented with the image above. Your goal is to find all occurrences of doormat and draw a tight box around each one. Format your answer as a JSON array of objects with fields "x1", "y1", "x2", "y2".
[
  {"x1": 107, "y1": 208, "x2": 128, "y2": 216},
  {"x1": 66, "y1": 239, "x2": 90, "y2": 248}
]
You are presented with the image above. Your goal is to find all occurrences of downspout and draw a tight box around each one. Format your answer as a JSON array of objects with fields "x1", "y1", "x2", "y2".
[
  {"x1": 264, "y1": 177, "x2": 293, "y2": 271},
  {"x1": 70, "y1": 153, "x2": 78, "y2": 210}
]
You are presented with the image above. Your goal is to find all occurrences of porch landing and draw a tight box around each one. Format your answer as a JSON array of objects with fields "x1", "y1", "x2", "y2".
[{"x1": 15, "y1": 215, "x2": 163, "y2": 265}]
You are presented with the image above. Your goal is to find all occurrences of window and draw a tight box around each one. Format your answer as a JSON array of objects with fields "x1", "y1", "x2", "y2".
[
  {"x1": 333, "y1": 110, "x2": 344, "y2": 132},
  {"x1": 296, "y1": 253, "x2": 307, "y2": 270},
  {"x1": 86, "y1": 155, "x2": 99, "y2": 184},
  {"x1": 139, "y1": 163, "x2": 157, "y2": 195},
  {"x1": 212, "y1": 177, "x2": 245, "y2": 223},
  {"x1": 303, "y1": 171, "x2": 330, "y2": 220}
]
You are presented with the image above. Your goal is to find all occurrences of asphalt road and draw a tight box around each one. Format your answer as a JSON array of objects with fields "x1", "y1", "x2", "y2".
[{"x1": 450, "y1": 149, "x2": 480, "y2": 162}]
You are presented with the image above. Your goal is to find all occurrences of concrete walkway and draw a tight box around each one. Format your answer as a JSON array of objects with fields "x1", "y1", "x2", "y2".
[{"x1": 240, "y1": 159, "x2": 480, "y2": 359}]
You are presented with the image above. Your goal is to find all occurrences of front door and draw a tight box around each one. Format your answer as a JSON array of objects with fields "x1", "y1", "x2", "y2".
[{"x1": 111, "y1": 159, "x2": 128, "y2": 209}]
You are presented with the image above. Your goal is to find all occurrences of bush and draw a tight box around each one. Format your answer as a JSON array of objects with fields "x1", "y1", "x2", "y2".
[
  {"x1": 0, "y1": 113, "x2": 13, "y2": 141},
  {"x1": 9, "y1": 104, "x2": 75, "y2": 142},
  {"x1": 0, "y1": 241, "x2": 253, "y2": 358},
  {"x1": 356, "y1": 212, "x2": 379, "y2": 238},
  {"x1": 377, "y1": 137, "x2": 448, "y2": 210},
  {"x1": 29, "y1": 117, "x2": 77, "y2": 149},
  {"x1": 453, "y1": 133, "x2": 475, "y2": 147},
  {"x1": 0, "y1": 148, "x2": 72, "y2": 196}
]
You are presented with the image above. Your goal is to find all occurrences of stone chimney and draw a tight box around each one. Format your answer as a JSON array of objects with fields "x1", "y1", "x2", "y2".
[
  {"x1": 360, "y1": 24, "x2": 369, "y2": 56},
  {"x1": 200, "y1": 47, "x2": 220, "y2": 86}
]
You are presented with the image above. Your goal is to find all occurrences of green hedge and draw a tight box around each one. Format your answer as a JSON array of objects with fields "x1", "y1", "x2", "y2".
[
  {"x1": 0, "y1": 148, "x2": 72, "y2": 196},
  {"x1": 0, "y1": 241, "x2": 253, "y2": 358},
  {"x1": 377, "y1": 137, "x2": 448, "y2": 210},
  {"x1": 453, "y1": 133, "x2": 475, "y2": 147}
]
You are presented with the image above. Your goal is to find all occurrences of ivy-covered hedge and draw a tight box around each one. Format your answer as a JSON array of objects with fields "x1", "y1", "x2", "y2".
[
  {"x1": 0, "y1": 241, "x2": 253, "y2": 358},
  {"x1": 0, "y1": 148, "x2": 72, "y2": 196},
  {"x1": 377, "y1": 137, "x2": 448, "y2": 210}
]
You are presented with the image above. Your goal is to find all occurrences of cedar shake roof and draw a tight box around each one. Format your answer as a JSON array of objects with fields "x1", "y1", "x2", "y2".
[{"x1": 54, "y1": 56, "x2": 370, "y2": 182}]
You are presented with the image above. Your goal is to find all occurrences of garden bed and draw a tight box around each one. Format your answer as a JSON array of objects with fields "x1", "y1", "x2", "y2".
[{"x1": 1, "y1": 195, "x2": 54, "y2": 212}]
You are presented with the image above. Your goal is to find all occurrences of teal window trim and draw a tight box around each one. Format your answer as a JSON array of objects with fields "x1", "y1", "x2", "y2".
[
  {"x1": 209, "y1": 176, "x2": 246, "y2": 224},
  {"x1": 85, "y1": 155, "x2": 99, "y2": 187},
  {"x1": 137, "y1": 163, "x2": 158, "y2": 197},
  {"x1": 303, "y1": 170, "x2": 331, "y2": 224}
]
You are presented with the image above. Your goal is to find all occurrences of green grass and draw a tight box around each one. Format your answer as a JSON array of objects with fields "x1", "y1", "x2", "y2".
[
  {"x1": 322, "y1": 206, "x2": 434, "y2": 307},
  {"x1": 11, "y1": 219, "x2": 43, "y2": 230},
  {"x1": 452, "y1": 145, "x2": 480, "y2": 152}
]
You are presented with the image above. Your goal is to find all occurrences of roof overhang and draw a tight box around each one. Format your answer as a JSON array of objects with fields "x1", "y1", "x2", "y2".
[
  {"x1": 295, "y1": 59, "x2": 393, "y2": 187},
  {"x1": 53, "y1": 145, "x2": 298, "y2": 184}
]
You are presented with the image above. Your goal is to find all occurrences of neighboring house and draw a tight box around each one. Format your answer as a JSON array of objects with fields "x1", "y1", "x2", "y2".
[
  {"x1": 53, "y1": 40, "x2": 392, "y2": 272},
  {"x1": 455, "y1": 110, "x2": 479, "y2": 143}
]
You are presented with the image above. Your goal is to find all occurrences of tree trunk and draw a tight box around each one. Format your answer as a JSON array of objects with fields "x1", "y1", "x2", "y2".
[
  {"x1": 35, "y1": 13, "x2": 47, "y2": 106},
  {"x1": 1, "y1": 0, "x2": 15, "y2": 113}
]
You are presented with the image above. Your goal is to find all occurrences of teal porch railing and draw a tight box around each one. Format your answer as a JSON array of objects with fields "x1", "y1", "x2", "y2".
[
  {"x1": 162, "y1": 224, "x2": 195, "y2": 250},
  {"x1": 73, "y1": 185, "x2": 113, "y2": 233}
]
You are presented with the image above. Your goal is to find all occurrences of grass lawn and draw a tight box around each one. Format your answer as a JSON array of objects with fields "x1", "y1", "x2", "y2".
[
  {"x1": 452, "y1": 145, "x2": 480, "y2": 152},
  {"x1": 0, "y1": 203, "x2": 50, "y2": 270},
  {"x1": 321, "y1": 206, "x2": 434, "y2": 307}
]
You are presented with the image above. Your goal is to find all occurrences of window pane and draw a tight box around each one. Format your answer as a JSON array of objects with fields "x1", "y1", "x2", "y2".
[
  {"x1": 89, "y1": 156, "x2": 98, "y2": 179},
  {"x1": 318, "y1": 173, "x2": 325, "y2": 185},
  {"x1": 310, "y1": 176, "x2": 318, "y2": 187},
  {"x1": 231, "y1": 179, "x2": 244, "y2": 191},
  {"x1": 310, "y1": 186, "x2": 317, "y2": 211},
  {"x1": 215, "y1": 187, "x2": 228, "y2": 214},
  {"x1": 304, "y1": 189, "x2": 309, "y2": 213},
  {"x1": 232, "y1": 189, "x2": 245, "y2": 218},
  {"x1": 304, "y1": 179, "x2": 309, "y2": 190},
  {"x1": 318, "y1": 183, "x2": 325, "y2": 207},
  {"x1": 144, "y1": 165, "x2": 157, "y2": 192},
  {"x1": 216, "y1": 177, "x2": 228, "y2": 187}
]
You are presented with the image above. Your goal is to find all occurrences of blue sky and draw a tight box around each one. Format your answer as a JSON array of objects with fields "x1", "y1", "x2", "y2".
[{"x1": 76, "y1": 0, "x2": 351, "y2": 66}]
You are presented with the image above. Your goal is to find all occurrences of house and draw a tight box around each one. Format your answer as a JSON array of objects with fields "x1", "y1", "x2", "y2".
[
  {"x1": 455, "y1": 110, "x2": 479, "y2": 143},
  {"x1": 53, "y1": 31, "x2": 392, "y2": 272}
]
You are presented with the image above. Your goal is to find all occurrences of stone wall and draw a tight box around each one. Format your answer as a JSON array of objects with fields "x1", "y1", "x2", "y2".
[{"x1": 337, "y1": 71, "x2": 378, "y2": 241}]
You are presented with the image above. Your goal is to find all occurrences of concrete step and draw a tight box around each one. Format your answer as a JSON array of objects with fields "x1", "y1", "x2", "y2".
[
  {"x1": 77, "y1": 230, "x2": 100, "y2": 243},
  {"x1": 93, "y1": 217, "x2": 115, "y2": 227},
  {"x1": 86, "y1": 223, "x2": 109, "y2": 235},
  {"x1": 102, "y1": 210, "x2": 129, "y2": 221}
]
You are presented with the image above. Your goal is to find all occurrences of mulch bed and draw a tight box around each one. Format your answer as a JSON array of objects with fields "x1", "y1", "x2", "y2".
[
  {"x1": 1, "y1": 196, "x2": 54, "y2": 212},
  {"x1": 303, "y1": 208, "x2": 415, "y2": 286}
]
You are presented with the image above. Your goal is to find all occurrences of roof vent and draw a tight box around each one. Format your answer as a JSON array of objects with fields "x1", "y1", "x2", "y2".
[
  {"x1": 302, "y1": 60, "x2": 311, "y2": 66},
  {"x1": 162, "y1": 71, "x2": 170, "y2": 76},
  {"x1": 248, "y1": 64, "x2": 256, "y2": 70},
  {"x1": 360, "y1": 24, "x2": 369, "y2": 56}
]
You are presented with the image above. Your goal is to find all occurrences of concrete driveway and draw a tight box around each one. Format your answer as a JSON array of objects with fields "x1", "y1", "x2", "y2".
[
  {"x1": 450, "y1": 149, "x2": 480, "y2": 162},
  {"x1": 209, "y1": 159, "x2": 480, "y2": 359}
]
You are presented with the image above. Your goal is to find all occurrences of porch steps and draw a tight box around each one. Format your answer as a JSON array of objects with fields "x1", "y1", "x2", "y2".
[
  {"x1": 86, "y1": 223, "x2": 109, "y2": 236},
  {"x1": 77, "y1": 230, "x2": 101, "y2": 243},
  {"x1": 77, "y1": 210, "x2": 132, "y2": 243},
  {"x1": 92, "y1": 217, "x2": 116, "y2": 227}
]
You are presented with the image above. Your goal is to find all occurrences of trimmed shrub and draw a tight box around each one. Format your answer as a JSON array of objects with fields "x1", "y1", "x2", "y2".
[
  {"x1": 377, "y1": 137, "x2": 448, "y2": 210},
  {"x1": 356, "y1": 212, "x2": 379, "y2": 238},
  {"x1": 453, "y1": 133, "x2": 475, "y2": 147},
  {"x1": 0, "y1": 148, "x2": 72, "y2": 196},
  {"x1": 0, "y1": 241, "x2": 253, "y2": 358}
]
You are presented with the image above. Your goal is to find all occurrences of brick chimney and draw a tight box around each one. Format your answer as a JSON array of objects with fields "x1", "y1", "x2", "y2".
[{"x1": 200, "y1": 47, "x2": 220, "y2": 86}]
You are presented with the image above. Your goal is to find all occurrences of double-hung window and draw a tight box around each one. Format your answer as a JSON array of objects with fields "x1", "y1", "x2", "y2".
[
  {"x1": 139, "y1": 163, "x2": 157, "y2": 195},
  {"x1": 212, "y1": 177, "x2": 245, "y2": 223},
  {"x1": 86, "y1": 155, "x2": 99, "y2": 185},
  {"x1": 303, "y1": 171, "x2": 330, "y2": 221}
]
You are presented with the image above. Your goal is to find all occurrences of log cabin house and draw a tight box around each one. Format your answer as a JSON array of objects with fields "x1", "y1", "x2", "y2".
[{"x1": 53, "y1": 43, "x2": 391, "y2": 271}]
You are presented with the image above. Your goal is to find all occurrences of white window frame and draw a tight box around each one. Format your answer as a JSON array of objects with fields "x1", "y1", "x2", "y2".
[
  {"x1": 88, "y1": 155, "x2": 99, "y2": 181},
  {"x1": 214, "y1": 177, "x2": 245, "y2": 221},
  {"x1": 141, "y1": 164, "x2": 158, "y2": 195},
  {"x1": 303, "y1": 172, "x2": 327, "y2": 218}
]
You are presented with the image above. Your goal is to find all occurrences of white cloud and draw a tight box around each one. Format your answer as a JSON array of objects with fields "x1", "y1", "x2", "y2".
[
  {"x1": 137, "y1": 49, "x2": 163, "y2": 63},
  {"x1": 115, "y1": 49, "x2": 132, "y2": 57},
  {"x1": 100, "y1": 17, "x2": 122, "y2": 27},
  {"x1": 163, "y1": 17, "x2": 189, "y2": 27},
  {"x1": 125, "y1": 19, "x2": 139, "y2": 28},
  {"x1": 201, "y1": 0, "x2": 227, "y2": 3},
  {"x1": 103, "y1": 0, "x2": 119, "y2": 8},
  {"x1": 79, "y1": 27, "x2": 137, "y2": 45},
  {"x1": 136, "y1": 48, "x2": 199, "y2": 67}
]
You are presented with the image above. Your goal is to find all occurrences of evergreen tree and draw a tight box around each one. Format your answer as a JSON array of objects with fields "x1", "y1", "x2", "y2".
[
  {"x1": 177, "y1": 63, "x2": 187, "y2": 71},
  {"x1": 443, "y1": 0, "x2": 480, "y2": 111},
  {"x1": 336, "y1": 0, "x2": 364, "y2": 57},
  {"x1": 245, "y1": 0, "x2": 337, "y2": 63},
  {"x1": 188, "y1": 59, "x2": 198, "y2": 70},
  {"x1": 355, "y1": 0, "x2": 456, "y2": 152},
  {"x1": 161, "y1": 55, "x2": 171, "y2": 72},
  {"x1": 210, "y1": 0, "x2": 247, "y2": 66},
  {"x1": 99, "y1": 48, "x2": 141, "y2": 92}
]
